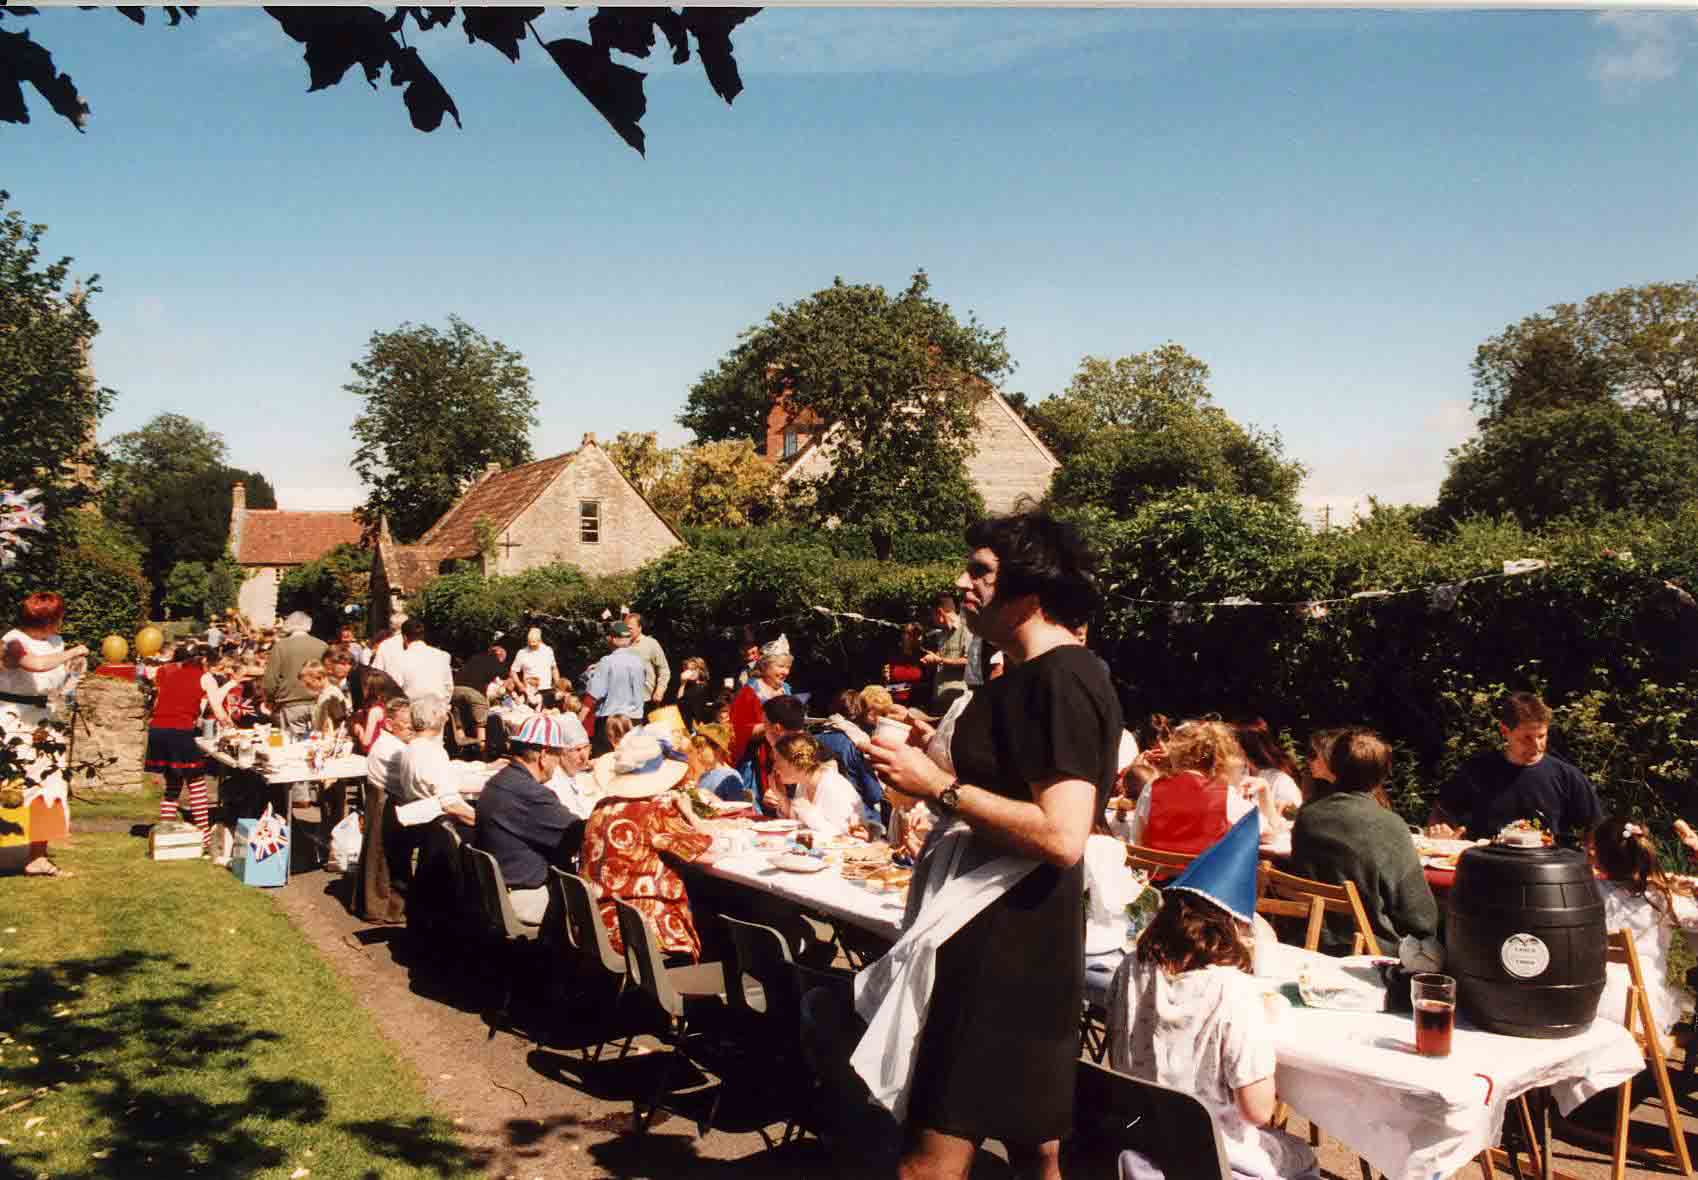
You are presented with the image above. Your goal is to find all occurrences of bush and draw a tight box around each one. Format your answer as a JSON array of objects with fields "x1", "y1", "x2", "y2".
[
  {"x1": 0, "y1": 511, "x2": 150, "y2": 648},
  {"x1": 278, "y1": 544, "x2": 372, "y2": 639},
  {"x1": 412, "y1": 563, "x2": 636, "y2": 676}
]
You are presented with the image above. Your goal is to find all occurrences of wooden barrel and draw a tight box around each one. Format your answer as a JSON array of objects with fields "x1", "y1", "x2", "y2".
[{"x1": 1444, "y1": 844, "x2": 1605, "y2": 1038}]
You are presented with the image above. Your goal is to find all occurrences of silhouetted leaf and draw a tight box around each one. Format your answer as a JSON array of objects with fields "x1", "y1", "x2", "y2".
[
  {"x1": 116, "y1": 7, "x2": 144, "y2": 24},
  {"x1": 266, "y1": 6, "x2": 394, "y2": 92},
  {"x1": 588, "y1": 8, "x2": 667, "y2": 60},
  {"x1": 1, "y1": 9, "x2": 42, "y2": 18},
  {"x1": 459, "y1": 6, "x2": 540, "y2": 63},
  {"x1": 681, "y1": 8, "x2": 757, "y2": 104},
  {"x1": 391, "y1": 7, "x2": 456, "y2": 34},
  {"x1": 162, "y1": 7, "x2": 195, "y2": 27},
  {"x1": 0, "y1": 27, "x2": 87, "y2": 129},
  {"x1": 543, "y1": 35, "x2": 645, "y2": 154},
  {"x1": 389, "y1": 45, "x2": 459, "y2": 131},
  {"x1": 653, "y1": 9, "x2": 688, "y2": 63}
]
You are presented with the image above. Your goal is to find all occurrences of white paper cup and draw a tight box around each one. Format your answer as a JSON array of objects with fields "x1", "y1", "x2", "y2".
[{"x1": 872, "y1": 718, "x2": 913, "y2": 749}]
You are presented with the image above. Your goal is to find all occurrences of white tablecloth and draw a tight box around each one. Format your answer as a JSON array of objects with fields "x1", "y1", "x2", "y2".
[
  {"x1": 1088, "y1": 942, "x2": 1643, "y2": 1180},
  {"x1": 693, "y1": 852, "x2": 906, "y2": 940},
  {"x1": 196, "y1": 737, "x2": 368, "y2": 784}
]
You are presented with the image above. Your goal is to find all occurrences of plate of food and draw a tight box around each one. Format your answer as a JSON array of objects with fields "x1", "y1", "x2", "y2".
[
  {"x1": 752, "y1": 819, "x2": 802, "y2": 834},
  {"x1": 770, "y1": 852, "x2": 828, "y2": 873},
  {"x1": 1497, "y1": 819, "x2": 1553, "y2": 848}
]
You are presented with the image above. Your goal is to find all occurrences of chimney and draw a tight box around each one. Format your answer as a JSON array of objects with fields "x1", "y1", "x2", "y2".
[
  {"x1": 229, "y1": 481, "x2": 246, "y2": 556},
  {"x1": 581, "y1": 432, "x2": 597, "y2": 448},
  {"x1": 484, "y1": 461, "x2": 501, "y2": 477}
]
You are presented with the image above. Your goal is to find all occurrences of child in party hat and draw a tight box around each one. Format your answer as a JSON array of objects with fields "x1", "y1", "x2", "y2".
[{"x1": 1105, "y1": 811, "x2": 1319, "y2": 1180}]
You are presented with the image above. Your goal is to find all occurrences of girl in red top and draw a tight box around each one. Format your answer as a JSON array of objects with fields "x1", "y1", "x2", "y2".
[
  {"x1": 1133, "y1": 720, "x2": 1248, "y2": 856},
  {"x1": 145, "y1": 643, "x2": 227, "y2": 847},
  {"x1": 882, "y1": 623, "x2": 927, "y2": 707}
]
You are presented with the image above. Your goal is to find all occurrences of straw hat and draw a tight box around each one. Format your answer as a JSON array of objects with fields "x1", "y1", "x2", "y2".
[
  {"x1": 693, "y1": 722, "x2": 734, "y2": 762},
  {"x1": 592, "y1": 732, "x2": 690, "y2": 800}
]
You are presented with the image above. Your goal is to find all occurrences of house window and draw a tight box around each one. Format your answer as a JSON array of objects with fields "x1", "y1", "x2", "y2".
[
  {"x1": 580, "y1": 500, "x2": 601, "y2": 544},
  {"x1": 783, "y1": 428, "x2": 799, "y2": 459}
]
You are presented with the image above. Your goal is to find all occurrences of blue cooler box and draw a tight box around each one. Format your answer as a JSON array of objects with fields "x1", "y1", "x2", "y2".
[{"x1": 230, "y1": 817, "x2": 290, "y2": 887}]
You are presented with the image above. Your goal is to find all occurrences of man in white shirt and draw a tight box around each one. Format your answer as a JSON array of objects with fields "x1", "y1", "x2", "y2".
[
  {"x1": 394, "y1": 620, "x2": 453, "y2": 703},
  {"x1": 370, "y1": 613, "x2": 409, "y2": 679},
  {"x1": 508, "y1": 627, "x2": 561, "y2": 707}
]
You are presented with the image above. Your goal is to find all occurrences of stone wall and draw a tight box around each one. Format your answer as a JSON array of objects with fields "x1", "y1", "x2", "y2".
[
  {"x1": 499, "y1": 444, "x2": 681, "y2": 577},
  {"x1": 964, "y1": 393, "x2": 1059, "y2": 515},
  {"x1": 73, "y1": 674, "x2": 148, "y2": 794}
]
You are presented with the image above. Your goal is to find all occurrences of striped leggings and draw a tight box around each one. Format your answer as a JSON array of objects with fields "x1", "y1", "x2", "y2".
[{"x1": 160, "y1": 775, "x2": 211, "y2": 844}]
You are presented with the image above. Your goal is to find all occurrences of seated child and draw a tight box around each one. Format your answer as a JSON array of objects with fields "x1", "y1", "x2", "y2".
[
  {"x1": 1106, "y1": 813, "x2": 1319, "y2": 1180},
  {"x1": 689, "y1": 723, "x2": 747, "y2": 802},
  {"x1": 1593, "y1": 814, "x2": 1698, "y2": 1038}
]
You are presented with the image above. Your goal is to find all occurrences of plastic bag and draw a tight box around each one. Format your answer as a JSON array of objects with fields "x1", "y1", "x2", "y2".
[{"x1": 326, "y1": 811, "x2": 362, "y2": 873}]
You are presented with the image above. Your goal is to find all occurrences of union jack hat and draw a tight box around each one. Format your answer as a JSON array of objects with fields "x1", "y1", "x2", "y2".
[{"x1": 512, "y1": 714, "x2": 570, "y2": 750}]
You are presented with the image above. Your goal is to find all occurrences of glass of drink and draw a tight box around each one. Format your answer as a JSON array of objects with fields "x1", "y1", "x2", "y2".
[{"x1": 1411, "y1": 973, "x2": 1456, "y2": 1057}]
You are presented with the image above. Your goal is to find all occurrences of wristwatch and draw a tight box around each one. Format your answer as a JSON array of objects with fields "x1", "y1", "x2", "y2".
[{"x1": 936, "y1": 780, "x2": 961, "y2": 814}]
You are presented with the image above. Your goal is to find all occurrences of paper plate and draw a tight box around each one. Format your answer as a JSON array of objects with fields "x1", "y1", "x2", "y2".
[{"x1": 770, "y1": 853, "x2": 827, "y2": 873}]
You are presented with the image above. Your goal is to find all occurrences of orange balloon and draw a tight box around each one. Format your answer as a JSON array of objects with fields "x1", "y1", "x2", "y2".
[
  {"x1": 135, "y1": 626, "x2": 164, "y2": 658},
  {"x1": 100, "y1": 634, "x2": 129, "y2": 664}
]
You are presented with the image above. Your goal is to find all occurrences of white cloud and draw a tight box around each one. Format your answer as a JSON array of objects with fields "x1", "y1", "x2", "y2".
[
  {"x1": 1296, "y1": 399, "x2": 1475, "y2": 525},
  {"x1": 1592, "y1": 12, "x2": 1695, "y2": 92}
]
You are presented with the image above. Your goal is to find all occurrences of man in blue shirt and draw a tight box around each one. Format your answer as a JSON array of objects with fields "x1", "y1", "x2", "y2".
[
  {"x1": 472, "y1": 714, "x2": 576, "y2": 925},
  {"x1": 582, "y1": 623, "x2": 648, "y2": 756}
]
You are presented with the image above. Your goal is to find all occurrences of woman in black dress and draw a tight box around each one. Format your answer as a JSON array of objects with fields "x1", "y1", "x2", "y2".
[{"x1": 865, "y1": 510, "x2": 1122, "y2": 1180}]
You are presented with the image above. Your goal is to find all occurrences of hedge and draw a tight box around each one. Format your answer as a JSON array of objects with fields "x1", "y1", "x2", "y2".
[
  {"x1": 409, "y1": 495, "x2": 1698, "y2": 844},
  {"x1": 0, "y1": 511, "x2": 148, "y2": 649}
]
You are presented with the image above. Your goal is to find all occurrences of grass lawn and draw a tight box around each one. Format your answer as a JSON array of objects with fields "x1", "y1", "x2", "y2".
[
  {"x1": 70, "y1": 783, "x2": 169, "y2": 825},
  {"x1": 0, "y1": 830, "x2": 474, "y2": 1179}
]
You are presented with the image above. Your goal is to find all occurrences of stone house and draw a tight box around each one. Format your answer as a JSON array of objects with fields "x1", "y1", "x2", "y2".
[
  {"x1": 772, "y1": 387, "x2": 1060, "y2": 515},
  {"x1": 368, "y1": 433, "x2": 683, "y2": 622},
  {"x1": 229, "y1": 483, "x2": 363, "y2": 624}
]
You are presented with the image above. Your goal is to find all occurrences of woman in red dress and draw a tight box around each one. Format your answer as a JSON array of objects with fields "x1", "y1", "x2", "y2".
[
  {"x1": 727, "y1": 635, "x2": 793, "y2": 767},
  {"x1": 579, "y1": 732, "x2": 714, "y2": 960}
]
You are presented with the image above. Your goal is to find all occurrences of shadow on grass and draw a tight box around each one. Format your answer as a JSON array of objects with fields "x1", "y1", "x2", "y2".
[{"x1": 0, "y1": 949, "x2": 487, "y2": 1180}]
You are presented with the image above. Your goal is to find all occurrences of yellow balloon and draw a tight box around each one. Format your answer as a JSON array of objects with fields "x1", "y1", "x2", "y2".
[
  {"x1": 135, "y1": 625, "x2": 164, "y2": 658},
  {"x1": 100, "y1": 634, "x2": 129, "y2": 664}
]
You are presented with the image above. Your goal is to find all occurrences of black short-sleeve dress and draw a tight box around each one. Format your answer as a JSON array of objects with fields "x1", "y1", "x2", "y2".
[{"x1": 905, "y1": 643, "x2": 1122, "y2": 1145}]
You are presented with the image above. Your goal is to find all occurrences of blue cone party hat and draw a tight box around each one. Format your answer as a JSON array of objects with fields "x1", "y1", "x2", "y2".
[{"x1": 1165, "y1": 810, "x2": 1261, "y2": 924}]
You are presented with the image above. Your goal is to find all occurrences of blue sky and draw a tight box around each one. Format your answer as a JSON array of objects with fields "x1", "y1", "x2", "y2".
[{"x1": 11, "y1": 6, "x2": 1697, "y2": 521}]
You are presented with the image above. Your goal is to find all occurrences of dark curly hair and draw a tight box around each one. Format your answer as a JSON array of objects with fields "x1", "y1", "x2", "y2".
[
  {"x1": 1136, "y1": 888, "x2": 1253, "y2": 975},
  {"x1": 964, "y1": 507, "x2": 1101, "y2": 630}
]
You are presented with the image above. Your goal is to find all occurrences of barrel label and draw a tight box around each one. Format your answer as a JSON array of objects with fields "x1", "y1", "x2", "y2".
[{"x1": 1500, "y1": 932, "x2": 1550, "y2": 979}]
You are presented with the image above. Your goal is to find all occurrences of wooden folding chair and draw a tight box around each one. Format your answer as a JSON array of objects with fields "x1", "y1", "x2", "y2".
[
  {"x1": 1259, "y1": 864, "x2": 1382, "y2": 956},
  {"x1": 1125, "y1": 842, "x2": 1195, "y2": 879},
  {"x1": 1256, "y1": 892, "x2": 1326, "y2": 952},
  {"x1": 1554, "y1": 931, "x2": 1694, "y2": 1180}
]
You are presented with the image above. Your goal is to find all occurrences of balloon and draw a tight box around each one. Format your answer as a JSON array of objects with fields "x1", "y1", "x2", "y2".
[
  {"x1": 100, "y1": 634, "x2": 129, "y2": 664},
  {"x1": 135, "y1": 625, "x2": 164, "y2": 658}
]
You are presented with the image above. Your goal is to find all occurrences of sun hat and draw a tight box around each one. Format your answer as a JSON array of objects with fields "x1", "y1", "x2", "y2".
[
  {"x1": 512, "y1": 714, "x2": 571, "y2": 749},
  {"x1": 556, "y1": 712, "x2": 590, "y2": 748},
  {"x1": 1164, "y1": 810, "x2": 1261, "y2": 925},
  {"x1": 592, "y1": 731, "x2": 690, "y2": 799},
  {"x1": 693, "y1": 722, "x2": 734, "y2": 761}
]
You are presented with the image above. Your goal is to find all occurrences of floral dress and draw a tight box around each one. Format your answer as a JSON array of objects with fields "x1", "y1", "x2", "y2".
[{"x1": 579, "y1": 794, "x2": 714, "y2": 959}]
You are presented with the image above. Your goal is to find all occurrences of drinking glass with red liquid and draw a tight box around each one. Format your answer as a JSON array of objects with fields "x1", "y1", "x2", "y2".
[{"x1": 1411, "y1": 973, "x2": 1456, "y2": 1057}]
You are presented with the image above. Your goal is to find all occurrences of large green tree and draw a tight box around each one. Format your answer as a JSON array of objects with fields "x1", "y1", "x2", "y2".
[
  {"x1": 1433, "y1": 402, "x2": 1698, "y2": 530},
  {"x1": 681, "y1": 270, "x2": 1007, "y2": 554},
  {"x1": 1, "y1": 7, "x2": 758, "y2": 153},
  {"x1": 102, "y1": 413, "x2": 276, "y2": 600},
  {"x1": 1037, "y1": 346, "x2": 1304, "y2": 515},
  {"x1": 1472, "y1": 279, "x2": 1698, "y2": 432},
  {"x1": 349, "y1": 315, "x2": 537, "y2": 543}
]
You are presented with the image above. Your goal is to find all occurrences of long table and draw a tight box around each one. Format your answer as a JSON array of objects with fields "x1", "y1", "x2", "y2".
[
  {"x1": 1087, "y1": 942, "x2": 1643, "y2": 1180},
  {"x1": 692, "y1": 850, "x2": 907, "y2": 941}
]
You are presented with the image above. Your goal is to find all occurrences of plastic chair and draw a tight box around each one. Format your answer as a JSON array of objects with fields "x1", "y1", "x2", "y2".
[
  {"x1": 614, "y1": 899, "x2": 732, "y2": 1135},
  {"x1": 1553, "y1": 931, "x2": 1694, "y2": 1180},
  {"x1": 721, "y1": 914, "x2": 811, "y2": 1147},
  {"x1": 1259, "y1": 864, "x2": 1381, "y2": 956},
  {"x1": 463, "y1": 844, "x2": 541, "y2": 942},
  {"x1": 547, "y1": 867, "x2": 631, "y2": 1061},
  {"x1": 1073, "y1": 1060, "x2": 1233, "y2": 1180}
]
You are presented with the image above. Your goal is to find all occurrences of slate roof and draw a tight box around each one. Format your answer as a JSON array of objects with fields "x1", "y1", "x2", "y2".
[
  {"x1": 418, "y1": 453, "x2": 575, "y2": 557},
  {"x1": 234, "y1": 510, "x2": 363, "y2": 566}
]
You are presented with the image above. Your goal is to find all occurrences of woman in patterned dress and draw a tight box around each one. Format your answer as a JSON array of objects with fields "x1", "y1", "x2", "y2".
[{"x1": 579, "y1": 731, "x2": 713, "y2": 960}]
